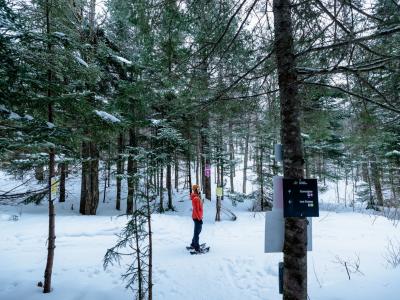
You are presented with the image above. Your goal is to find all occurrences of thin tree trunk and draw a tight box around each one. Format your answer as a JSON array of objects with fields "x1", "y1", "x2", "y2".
[
  {"x1": 260, "y1": 149, "x2": 264, "y2": 211},
  {"x1": 273, "y1": 0, "x2": 307, "y2": 299},
  {"x1": 187, "y1": 154, "x2": 192, "y2": 195},
  {"x1": 242, "y1": 121, "x2": 250, "y2": 194},
  {"x1": 102, "y1": 166, "x2": 107, "y2": 203},
  {"x1": 116, "y1": 133, "x2": 123, "y2": 211},
  {"x1": 146, "y1": 181, "x2": 153, "y2": 300},
  {"x1": 174, "y1": 152, "x2": 179, "y2": 191},
  {"x1": 201, "y1": 122, "x2": 211, "y2": 200},
  {"x1": 371, "y1": 160, "x2": 384, "y2": 207},
  {"x1": 35, "y1": 166, "x2": 44, "y2": 181},
  {"x1": 107, "y1": 154, "x2": 111, "y2": 188},
  {"x1": 364, "y1": 161, "x2": 375, "y2": 209},
  {"x1": 156, "y1": 165, "x2": 159, "y2": 196},
  {"x1": 336, "y1": 164, "x2": 340, "y2": 203},
  {"x1": 133, "y1": 203, "x2": 143, "y2": 300},
  {"x1": 196, "y1": 133, "x2": 200, "y2": 186},
  {"x1": 44, "y1": 0, "x2": 55, "y2": 292},
  {"x1": 59, "y1": 163, "x2": 66, "y2": 202},
  {"x1": 344, "y1": 169, "x2": 348, "y2": 207},
  {"x1": 215, "y1": 162, "x2": 221, "y2": 222},
  {"x1": 220, "y1": 124, "x2": 224, "y2": 201},
  {"x1": 159, "y1": 166, "x2": 164, "y2": 213},
  {"x1": 167, "y1": 163, "x2": 173, "y2": 210},
  {"x1": 127, "y1": 128, "x2": 136, "y2": 214},
  {"x1": 389, "y1": 166, "x2": 396, "y2": 203},
  {"x1": 229, "y1": 121, "x2": 235, "y2": 193}
]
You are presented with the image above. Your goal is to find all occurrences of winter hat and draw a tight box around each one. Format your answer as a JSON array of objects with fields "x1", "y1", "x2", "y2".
[{"x1": 192, "y1": 184, "x2": 200, "y2": 192}]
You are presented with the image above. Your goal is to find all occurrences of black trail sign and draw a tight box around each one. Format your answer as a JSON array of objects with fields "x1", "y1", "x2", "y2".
[{"x1": 283, "y1": 179, "x2": 319, "y2": 218}]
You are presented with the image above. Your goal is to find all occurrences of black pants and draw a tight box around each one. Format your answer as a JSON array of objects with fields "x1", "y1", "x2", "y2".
[{"x1": 191, "y1": 219, "x2": 203, "y2": 250}]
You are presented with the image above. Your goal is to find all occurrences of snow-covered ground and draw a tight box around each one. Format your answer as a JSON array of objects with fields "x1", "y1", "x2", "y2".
[{"x1": 1, "y1": 171, "x2": 400, "y2": 300}]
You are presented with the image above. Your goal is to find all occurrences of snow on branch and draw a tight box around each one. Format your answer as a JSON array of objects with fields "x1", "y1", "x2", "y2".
[
  {"x1": 112, "y1": 55, "x2": 132, "y2": 65},
  {"x1": 94, "y1": 110, "x2": 121, "y2": 123},
  {"x1": 73, "y1": 51, "x2": 89, "y2": 67},
  {"x1": 385, "y1": 150, "x2": 400, "y2": 158}
]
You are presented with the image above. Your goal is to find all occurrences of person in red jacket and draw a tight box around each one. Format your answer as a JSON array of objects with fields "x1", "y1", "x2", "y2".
[{"x1": 190, "y1": 184, "x2": 203, "y2": 251}]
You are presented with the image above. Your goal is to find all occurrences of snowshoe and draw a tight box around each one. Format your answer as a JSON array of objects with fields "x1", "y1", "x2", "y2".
[
  {"x1": 190, "y1": 246, "x2": 210, "y2": 255},
  {"x1": 186, "y1": 243, "x2": 206, "y2": 251}
]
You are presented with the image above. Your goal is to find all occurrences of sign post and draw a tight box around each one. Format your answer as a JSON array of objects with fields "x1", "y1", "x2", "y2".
[
  {"x1": 265, "y1": 177, "x2": 313, "y2": 253},
  {"x1": 265, "y1": 176, "x2": 318, "y2": 295}
]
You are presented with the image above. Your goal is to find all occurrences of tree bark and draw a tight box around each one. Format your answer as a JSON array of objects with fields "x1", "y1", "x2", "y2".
[
  {"x1": 229, "y1": 121, "x2": 235, "y2": 193},
  {"x1": 371, "y1": 160, "x2": 384, "y2": 207},
  {"x1": 196, "y1": 133, "x2": 200, "y2": 186},
  {"x1": 35, "y1": 166, "x2": 44, "y2": 181},
  {"x1": 44, "y1": 0, "x2": 55, "y2": 292},
  {"x1": 146, "y1": 186, "x2": 153, "y2": 300},
  {"x1": 273, "y1": 0, "x2": 307, "y2": 299},
  {"x1": 187, "y1": 153, "x2": 192, "y2": 195},
  {"x1": 59, "y1": 163, "x2": 66, "y2": 202},
  {"x1": 127, "y1": 128, "x2": 137, "y2": 214},
  {"x1": 80, "y1": 141, "x2": 99, "y2": 215},
  {"x1": 174, "y1": 152, "x2": 179, "y2": 191},
  {"x1": 167, "y1": 163, "x2": 173, "y2": 210},
  {"x1": 201, "y1": 122, "x2": 211, "y2": 200},
  {"x1": 242, "y1": 121, "x2": 250, "y2": 194},
  {"x1": 159, "y1": 166, "x2": 164, "y2": 213},
  {"x1": 116, "y1": 133, "x2": 124, "y2": 211}
]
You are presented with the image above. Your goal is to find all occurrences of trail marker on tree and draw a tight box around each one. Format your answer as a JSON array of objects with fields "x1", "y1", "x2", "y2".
[{"x1": 205, "y1": 164, "x2": 211, "y2": 178}]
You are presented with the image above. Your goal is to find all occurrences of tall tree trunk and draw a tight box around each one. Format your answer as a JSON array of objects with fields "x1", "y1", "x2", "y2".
[
  {"x1": 242, "y1": 121, "x2": 250, "y2": 194},
  {"x1": 59, "y1": 163, "x2": 66, "y2": 202},
  {"x1": 116, "y1": 133, "x2": 123, "y2": 211},
  {"x1": 127, "y1": 128, "x2": 136, "y2": 214},
  {"x1": 80, "y1": 141, "x2": 99, "y2": 215},
  {"x1": 187, "y1": 153, "x2": 192, "y2": 195},
  {"x1": 167, "y1": 163, "x2": 173, "y2": 210},
  {"x1": 220, "y1": 123, "x2": 224, "y2": 201},
  {"x1": 363, "y1": 160, "x2": 375, "y2": 209},
  {"x1": 273, "y1": 0, "x2": 307, "y2": 299},
  {"x1": 174, "y1": 152, "x2": 179, "y2": 191},
  {"x1": 201, "y1": 123, "x2": 211, "y2": 200},
  {"x1": 102, "y1": 166, "x2": 107, "y2": 203},
  {"x1": 371, "y1": 160, "x2": 384, "y2": 207},
  {"x1": 79, "y1": 0, "x2": 99, "y2": 216},
  {"x1": 44, "y1": 0, "x2": 55, "y2": 292},
  {"x1": 229, "y1": 121, "x2": 235, "y2": 193},
  {"x1": 389, "y1": 166, "x2": 396, "y2": 203},
  {"x1": 362, "y1": 161, "x2": 369, "y2": 183},
  {"x1": 156, "y1": 164, "x2": 160, "y2": 196},
  {"x1": 159, "y1": 166, "x2": 164, "y2": 213},
  {"x1": 107, "y1": 153, "x2": 111, "y2": 188},
  {"x1": 215, "y1": 161, "x2": 221, "y2": 222},
  {"x1": 146, "y1": 182, "x2": 153, "y2": 300},
  {"x1": 35, "y1": 166, "x2": 44, "y2": 181},
  {"x1": 196, "y1": 133, "x2": 200, "y2": 186},
  {"x1": 259, "y1": 148, "x2": 264, "y2": 211}
]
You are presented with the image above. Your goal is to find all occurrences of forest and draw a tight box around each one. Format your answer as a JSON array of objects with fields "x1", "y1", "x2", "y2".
[{"x1": 0, "y1": 1, "x2": 400, "y2": 300}]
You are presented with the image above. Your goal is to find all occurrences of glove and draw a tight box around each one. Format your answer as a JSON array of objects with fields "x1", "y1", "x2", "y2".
[{"x1": 200, "y1": 219, "x2": 203, "y2": 225}]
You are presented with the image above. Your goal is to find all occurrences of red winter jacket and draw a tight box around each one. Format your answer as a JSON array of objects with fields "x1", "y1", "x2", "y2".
[{"x1": 191, "y1": 192, "x2": 203, "y2": 221}]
